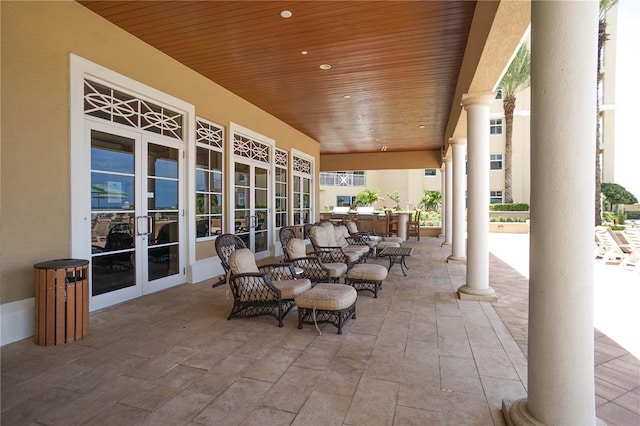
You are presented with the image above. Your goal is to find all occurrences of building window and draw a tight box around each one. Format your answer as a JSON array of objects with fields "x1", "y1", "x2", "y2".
[
  {"x1": 424, "y1": 168, "x2": 437, "y2": 176},
  {"x1": 336, "y1": 196, "x2": 355, "y2": 207},
  {"x1": 495, "y1": 89, "x2": 503, "y2": 100},
  {"x1": 292, "y1": 150, "x2": 313, "y2": 227},
  {"x1": 195, "y1": 118, "x2": 224, "y2": 239},
  {"x1": 490, "y1": 190, "x2": 503, "y2": 204},
  {"x1": 490, "y1": 118, "x2": 503, "y2": 135},
  {"x1": 490, "y1": 154, "x2": 503, "y2": 170},
  {"x1": 275, "y1": 148, "x2": 288, "y2": 230}
]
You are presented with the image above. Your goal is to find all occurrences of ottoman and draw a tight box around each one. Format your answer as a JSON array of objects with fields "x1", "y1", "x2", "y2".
[
  {"x1": 294, "y1": 284, "x2": 357, "y2": 334},
  {"x1": 346, "y1": 263, "x2": 388, "y2": 298}
]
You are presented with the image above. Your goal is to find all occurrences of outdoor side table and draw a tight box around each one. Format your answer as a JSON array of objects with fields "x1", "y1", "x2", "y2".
[
  {"x1": 377, "y1": 246, "x2": 413, "y2": 276},
  {"x1": 34, "y1": 258, "x2": 89, "y2": 345}
]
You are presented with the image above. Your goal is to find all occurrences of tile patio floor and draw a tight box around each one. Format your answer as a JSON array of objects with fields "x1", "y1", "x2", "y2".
[{"x1": 1, "y1": 236, "x2": 638, "y2": 425}]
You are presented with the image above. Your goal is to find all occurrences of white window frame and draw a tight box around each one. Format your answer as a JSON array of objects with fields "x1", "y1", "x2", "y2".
[
  {"x1": 424, "y1": 168, "x2": 437, "y2": 177},
  {"x1": 490, "y1": 118, "x2": 503, "y2": 135},
  {"x1": 490, "y1": 190, "x2": 504, "y2": 204},
  {"x1": 490, "y1": 154, "x2": 503, "y2": 171},
  {"x1": 195, "y1": 117, "x2": 224, "y2": 242}
]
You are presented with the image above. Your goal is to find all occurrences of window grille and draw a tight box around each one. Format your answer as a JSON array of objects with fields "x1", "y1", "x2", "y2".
[{"x1": 84, "y1": 79, "x2": 183, "y2": 140}]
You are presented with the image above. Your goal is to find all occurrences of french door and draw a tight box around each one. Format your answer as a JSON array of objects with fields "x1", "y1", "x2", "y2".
[
  {"x1": 89, "y1": 123, "x2": 184, "y2": 309},
  {"x1": 233, "y1": 160, "x2": 270, "y2": 259}
]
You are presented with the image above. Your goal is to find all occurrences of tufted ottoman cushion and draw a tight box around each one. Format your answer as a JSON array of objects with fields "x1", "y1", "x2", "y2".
[
  {"x1": 294, "y1": 283, "x2": 357, "y2": 334},
  {"x1": 346, "y1": 263, "x2": 388, "y2": 298}
]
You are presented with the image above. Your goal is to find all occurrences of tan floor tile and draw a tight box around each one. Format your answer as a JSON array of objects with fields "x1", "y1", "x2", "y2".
[
  {"x1": 185, "y1": 355, "x2": 255, "y2": 397},
  {"x1": 394, "y1": 405, "x2": 445, "y2": 425},
  {"x1": 442, "y1": 391, "x2": 493, "y2": 426},
  {"x1": 242, "y1": 407, "x2": 297, "y2": 426},
  {"x1": 292, "y1": 390, "x2": 351, "y2": 426},
  {"x1": 472, "y1": 346, "x2": 520, "y2": 381},
  {"x1": 242, "y1": 346, "x2": 302, "y2": 383},
  {"x1": 137, "y1": 390, "x2": 215, "y2": 426},
  {"x1": 193, "y1": 378, "x2": 273, "y2": 425},
  {"x1": 596, "y1": 401, "x2": 640, "y2": 426},
  {"x1": 82, "y1": 402, "x2": 150, "y2": 426},
  {"x1": 345, "y1": 377, "x2": 399, "y2": 426},
  {"x1": 439, "y1": 356, "x2": 483, "y2": 394},
  {"x1": 261, "y1": 365, "x2": 324, "y2": 412}
]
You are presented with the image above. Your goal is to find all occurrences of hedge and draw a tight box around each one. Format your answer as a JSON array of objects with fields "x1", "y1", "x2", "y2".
[
  {"x1": 489, "y1": 203, "x2": 530, "y2": 211},
  {"x1": 626, "y1": 211, "x2": 640, "y2": 220}
]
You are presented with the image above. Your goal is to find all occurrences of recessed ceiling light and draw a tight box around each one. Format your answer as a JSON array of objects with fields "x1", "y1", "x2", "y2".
[
  {"x1": 343, "y1": 95, "x2": 350, "y2": 99},
  {"x1": 280, "y1": 10, "x2": 292, "y2": 18},
  {"x1": 319, "y1": 64, "x2": 331, "y2": 70},
  {"x1": 301, "y1": 50, "x2": 308, "y2": 55},
  {"x1": 419, "y1": 124, "x2": 426, "y2": 129}
]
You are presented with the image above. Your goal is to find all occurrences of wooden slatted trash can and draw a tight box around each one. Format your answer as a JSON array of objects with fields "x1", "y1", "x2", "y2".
[{"x1": 34, "y1": 259, "x2": 89, "y2": 346}]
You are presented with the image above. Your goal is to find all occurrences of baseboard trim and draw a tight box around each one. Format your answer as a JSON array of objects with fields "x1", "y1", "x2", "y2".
[{"x1": 1, "y1": 298, "x2": 35, "y2": 346}]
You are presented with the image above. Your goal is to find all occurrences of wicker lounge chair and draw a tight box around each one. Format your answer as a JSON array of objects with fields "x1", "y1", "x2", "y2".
[{"x1": 216, "y1": 234, "x2": 312, "y2": 326}]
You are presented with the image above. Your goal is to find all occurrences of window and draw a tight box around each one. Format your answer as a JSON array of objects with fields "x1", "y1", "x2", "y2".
[
  {"x1": 292, "y1": 150, "x2": 313, "y2": 226},
  {"x1": 336, "y1": 195, "x2": 355, "y2": 207},
  {"x1": 424, "y1": 168, "x2": 437, "y2": 176},
  {"x1": 490, "y1": 190, "x2": 503, "y2": 204},
  {"x1": 490, "y1": 118, "x2": 503, "y2": 135},
  {"x1": 274, "y1": 148, "x2": 288, "y2": 230},
  {"x1": 490, "y1": 154, "x2": 503, "y2": 170},
  {"x1": 195, "y1": 119, "x2": 224, "y2": 239},
  {"x1": 495, "y1": 89, "x2": 503, "y2": 100}
]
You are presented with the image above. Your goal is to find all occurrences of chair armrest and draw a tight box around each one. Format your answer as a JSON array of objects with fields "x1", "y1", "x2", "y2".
[
  {"x1": 228, "y1": 272, "x2": 281, "y2": 301},
  {"x1": 258, "y1": 263, "x2": 296, "y2": 280}
]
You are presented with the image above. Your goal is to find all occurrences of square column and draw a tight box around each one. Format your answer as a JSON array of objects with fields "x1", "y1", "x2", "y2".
[{"x1": 457, "y1": 93, "x2": 497, "y2": 302}]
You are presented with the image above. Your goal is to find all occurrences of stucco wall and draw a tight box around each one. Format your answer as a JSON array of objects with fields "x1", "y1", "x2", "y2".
[{"x1": 0, "y1": 1, "x2": 320, "y2": 304}]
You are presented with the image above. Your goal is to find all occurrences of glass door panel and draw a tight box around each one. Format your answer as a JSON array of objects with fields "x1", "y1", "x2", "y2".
[
  {"x1": 90, "y1": 131, "x2": 137, "y2": 296},
  {"x1": 254, "y1": 166, "x2": 269, "y2": 253},
  {"x1": 146, "y1": 142, "x2": 181, "y2": 283},
  {"x1": 89, "y1": 127, "x2": 184, "y2": 305}
]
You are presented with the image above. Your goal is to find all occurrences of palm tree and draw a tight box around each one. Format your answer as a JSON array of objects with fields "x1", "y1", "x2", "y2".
[
  {"x1": 498, "y1": 44, "x2": 531, "y2": 204},
  {"x1": 595, "y1": 0, "x2": 618, "y2": 226},
  {"x1": 354, "y1": 189, "x2": 383, "y2": 207}
]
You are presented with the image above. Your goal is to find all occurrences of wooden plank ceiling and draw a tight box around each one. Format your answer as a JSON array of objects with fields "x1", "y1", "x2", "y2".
[{"x1": 79, "y1": 1, "x2": 476, "y2": 156}]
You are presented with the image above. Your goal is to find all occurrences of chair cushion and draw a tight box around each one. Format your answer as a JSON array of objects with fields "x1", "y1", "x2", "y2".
[
  {"x1": 286, "y1": 238, "x2": 307, "y2": 259},
  {"x1": 323, "y1": 262, "x2": 348, "y2": 278},
  {"x1": 273, "y1": 278, "x2": 312, "y2": 299},
  {"x1": 345, "y1": 221, "x2": 358, "y2": 234},
  {"x1": 294, "y1": 283, "x2": 357, "y2": 311},
  {"x1": 310, "y1": 225, "x2": 333, "y2": 247},
  {"x1": 333, "y1": 225, "x2": 351, "y2": 248},
  {"x1": 229, "y1": 248, "x2": 259, "y2": 274},
  {"x1": 347, "y1": 263, "x2": 388, "y2": 281}
]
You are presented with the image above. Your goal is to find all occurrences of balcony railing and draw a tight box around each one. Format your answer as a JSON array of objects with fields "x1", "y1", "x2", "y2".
[{"x1": 319, "y1": 172, "x2": 366, "y2": 187}]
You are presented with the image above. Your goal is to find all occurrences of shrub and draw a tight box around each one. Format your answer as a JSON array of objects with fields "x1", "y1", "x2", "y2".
[
  {"x1": 626, "y1": 211, "x2": 640, "y2": 220},
  {"x1": 602, "y1": 211, "x2": 616, "y2": 224},
  {"x1": 489, "y1": 203, "x2": 529, "y2": 211}
]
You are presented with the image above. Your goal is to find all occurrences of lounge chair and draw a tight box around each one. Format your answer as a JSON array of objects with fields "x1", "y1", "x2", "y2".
[
  {"x1": 594, "y1": 226, "x2": 628, "y2": 264},
  {"x1": 284, "y1": 236, "x2": 348, "y2": 283},
  {"x1": 619, "y1": 230, "x2": 639, "y2": 272},
  {"x1": 309, "y1": 223, "x2": 367, "y2": 268},
  {"x1": 217, "y1": 235, "x2": 312, "y2": 327}
]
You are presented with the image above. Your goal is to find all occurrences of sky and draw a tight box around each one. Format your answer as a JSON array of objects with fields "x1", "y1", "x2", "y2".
[{"x1": 613, "y1": 0, "x2": 640, "y2": 199}]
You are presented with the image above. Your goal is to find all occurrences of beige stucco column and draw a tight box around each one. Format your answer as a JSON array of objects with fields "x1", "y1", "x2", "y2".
[
  {"x1": 439, "y1": 162, "x2": 446, "y2": 239},
  {"x1": 505, "y1": 1, "x2": 598, "y2": 425},
  {"x1": 457, "y1": 93, "x2": 497, "y2": 302},
  {"x1": 447, "y1": 138, "x2": 466, "y2": 262},
  {"x1": 443, "y1": 156, "x2": 453, "y2": 246}
]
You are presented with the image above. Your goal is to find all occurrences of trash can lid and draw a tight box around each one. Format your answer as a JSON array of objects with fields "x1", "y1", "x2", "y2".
[{"x1": 34, "y1": 258, "x2": 89, "y2": 269}]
